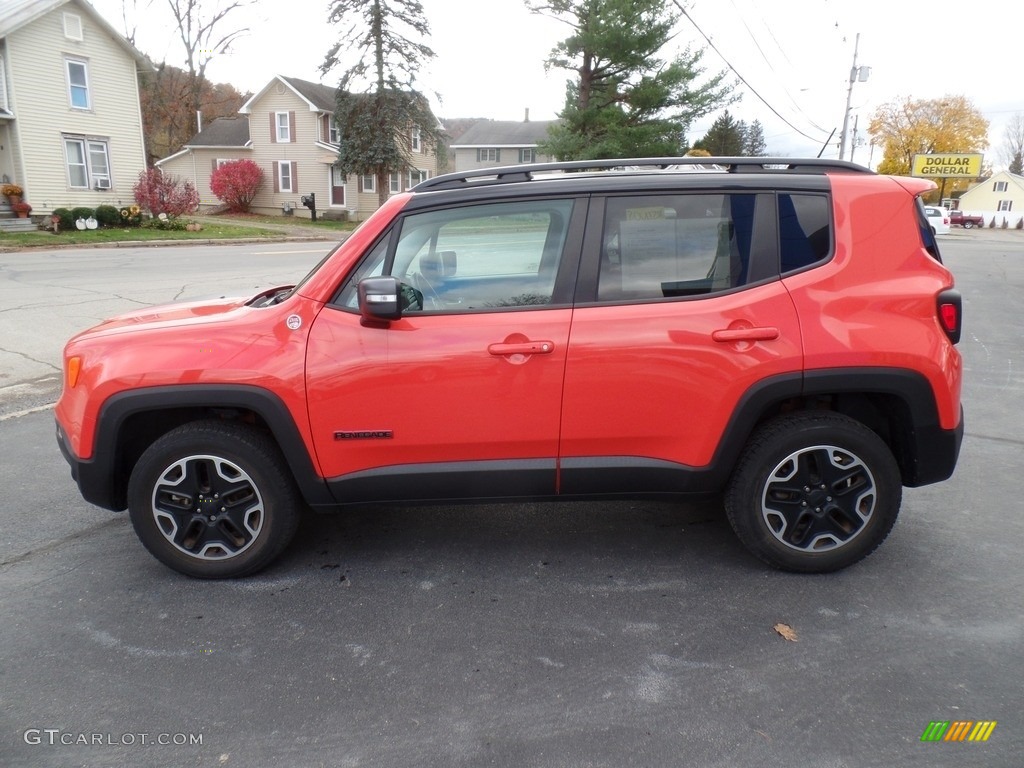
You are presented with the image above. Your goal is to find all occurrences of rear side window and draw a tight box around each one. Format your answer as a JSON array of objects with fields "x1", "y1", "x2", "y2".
[
  {"x1": 916, "y1": 198, "x2": 943, "y2": 262},
  {"x1": 598, "y1": 193, "x2": 757, "y2": 300},
  {"x1": 778, "y1": 193, "x2": 831, "y2": 273}
]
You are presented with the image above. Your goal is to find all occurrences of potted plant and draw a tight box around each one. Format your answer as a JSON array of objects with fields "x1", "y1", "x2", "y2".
[
  {"x1": 11, "y1": 201, "x2": 32, "y2": 218},
  {"x1": 2, "y1": 183, "x2": 23, "y2": 204}
]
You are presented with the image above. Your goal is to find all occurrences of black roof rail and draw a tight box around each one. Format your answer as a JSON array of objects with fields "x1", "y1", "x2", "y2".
[{"x1": 414, "y1": 156, "x2": 874, "y2": 192}]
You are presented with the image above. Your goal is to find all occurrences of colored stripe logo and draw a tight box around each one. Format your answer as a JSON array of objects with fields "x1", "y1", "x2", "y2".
[{"x1": 921, "y1": 721, "x2": 997, "y2": 742}]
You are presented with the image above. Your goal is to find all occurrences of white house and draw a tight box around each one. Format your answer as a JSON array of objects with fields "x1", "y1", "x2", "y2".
[{"x1": 955, "y1": 170, "x2": 1024, "y2": 227}]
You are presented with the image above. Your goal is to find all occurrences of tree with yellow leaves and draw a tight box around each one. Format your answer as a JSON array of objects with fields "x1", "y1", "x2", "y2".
[{"x1": 868, "y1": 96, "x2": 988, "y2": 199}]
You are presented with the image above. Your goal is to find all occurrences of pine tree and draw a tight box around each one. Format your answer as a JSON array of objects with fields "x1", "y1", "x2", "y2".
[
  {"x1": 529, "y1": 0, "x2": 735, "y2": 160},
  {"x1": 693, "y1": 110, "x2": 744, "y2": 156},
  {"x1": 321, "y1": 0, "x2": 443, "y2": 206},
  {"x1": 743, "y1": 119, "x2": 768, "y2": 156}
]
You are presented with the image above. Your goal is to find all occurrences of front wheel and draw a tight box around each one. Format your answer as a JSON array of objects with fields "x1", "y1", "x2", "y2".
[
  {"x1": 962, "y1": 221, "x2": 974, "y2": 229},
  {"x1": 127, "y1": 421, "x2": 302, "y2": 578},
  {"x1": 725, "y1": 413, "x2": 902, "y2": 573}
]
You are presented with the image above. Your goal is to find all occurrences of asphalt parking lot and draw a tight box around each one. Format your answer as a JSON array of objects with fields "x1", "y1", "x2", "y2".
[{"x1": 0, "y1": 231, "x2": 1021, "y2": 767}]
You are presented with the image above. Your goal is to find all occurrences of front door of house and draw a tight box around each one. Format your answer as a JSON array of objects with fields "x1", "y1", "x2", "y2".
[{"x1": 331, "y1": 166, "x2": 345, "y2": 207}]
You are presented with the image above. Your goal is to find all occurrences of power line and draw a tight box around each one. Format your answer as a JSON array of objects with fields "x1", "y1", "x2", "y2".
[
  {"x1": 727, "y1": 0, "x2": 831, "y2": 134},
  {"x1": 670, "y1": 0, "x2": 830, "y2": 144}
]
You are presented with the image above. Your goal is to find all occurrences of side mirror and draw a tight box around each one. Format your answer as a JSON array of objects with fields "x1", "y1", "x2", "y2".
[{"x1": 358, "y1": 276, "x2": 403, "y2": 322}]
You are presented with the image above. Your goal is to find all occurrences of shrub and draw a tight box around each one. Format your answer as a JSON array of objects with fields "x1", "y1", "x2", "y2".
[
  {"x1": 95, "y1": 205, "x2": 121, "y2": 228},
  {"x1": 71, "y1": 206, "x2": 94, "y2": 222},
  {"x1": 142, "y1": 215, "x2": 188, "y2": 231},
  {"x1": 1017, "y1": 217, "x2": 1023, "y2": 230},
  {"x1": 210, "y1": 159, "x2": 264, "y2": 213},
  {"x1": 52, "y1": 208, "x2": 75, "y2": 231},
  {"x1": 989, "y1": 216, "x2": 996, "y2": 228},
  {"x1": 133, "y1": 168, "x2": 199, "y2": 218}
]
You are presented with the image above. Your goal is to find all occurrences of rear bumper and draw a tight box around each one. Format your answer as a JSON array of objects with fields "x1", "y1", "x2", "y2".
[{"x1": 907, "y1": 405, "x2": 964, "y2": 487}]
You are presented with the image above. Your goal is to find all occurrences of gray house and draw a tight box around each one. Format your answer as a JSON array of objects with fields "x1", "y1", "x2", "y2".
[{"x1": 450, "y1": 117, "x2": 558, "y2": 172}]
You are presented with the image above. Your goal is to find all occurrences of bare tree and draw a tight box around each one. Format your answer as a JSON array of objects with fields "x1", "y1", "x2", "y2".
[
  {"x1": 116, "y1": 0, "x2": 146, "y2": 45},
  {"x1": 165, "y1": 0, "x2": 253, "y2": 138},
  {"x1": 1001, "y1": 114, "x2": 1024, "y2": 174}
]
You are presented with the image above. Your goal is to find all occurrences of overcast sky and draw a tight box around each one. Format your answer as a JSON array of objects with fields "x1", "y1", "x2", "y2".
[{"x1": 90, "y1": 0, "x2": 1021, "y2": 168}]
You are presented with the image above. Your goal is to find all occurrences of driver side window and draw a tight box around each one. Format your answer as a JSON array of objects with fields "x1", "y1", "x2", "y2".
[{"x1": 389, "y1": 199, "x2": 574, "y2": 312}]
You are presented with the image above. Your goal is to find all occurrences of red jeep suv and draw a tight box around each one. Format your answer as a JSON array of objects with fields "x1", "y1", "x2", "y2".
[{"x1": 55, "y1": 158, "x2": 964, "y2": 578}]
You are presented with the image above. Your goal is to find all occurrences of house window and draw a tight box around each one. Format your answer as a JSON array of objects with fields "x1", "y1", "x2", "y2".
[
  {"x1": 361, "y1": 175, "x2": 376, "y2": 193},
  {"x1": 411, "y1": 126, "x2": 422, "y2": 152},
  {"x1": 389, "y1": 173, "x2": 401, "y2": 194},
  {"x1": 408, "y1": 169, "x2": 428, "y2": 188},
  {"x1": 64, "y1": 136, "x2": 110, "y2": 189},
  {"x1": 329, "y1": 120, "x2": 340, "y2": 144},
  {"x1": 278, "y1": 161, "x2": 294, "y2": 192},
  {"x1": 0, "y1": 57, "x2": 8, "y2": 111},
  {"x1": 993, "y1": 181, "x2": 1008, "y2": 192},
  {"x1": 66, "y1": 59, "x2": 91, "y2": 110},
  {"x1": 998, "y1": 200, "x2": 1013, "y2": 212},
  {"x1": 477, "y1": 148, "x2": 500, "y2": 163},
  {"x1": 519, "y1": 148, "x2": 536, "y2": 163},
  {"x1": 275, "y1": 112, "x2": 291, "y2": 142}
]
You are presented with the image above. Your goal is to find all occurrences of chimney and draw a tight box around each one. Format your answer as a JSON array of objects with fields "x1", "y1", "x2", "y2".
[{"x1": 524, "y1": 108, "x2": 529, "y2": 123}]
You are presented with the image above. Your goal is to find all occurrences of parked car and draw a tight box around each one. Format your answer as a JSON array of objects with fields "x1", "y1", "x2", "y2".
[
  {"x1": 56, "y1": 158, "x2": 964, "y2": 578},
  {"x1": 950, "y1": 210, "x2": 985, "y2": 229},
  {"x1": 924, "y1": 205, "x2": 951, "y2": 234}
]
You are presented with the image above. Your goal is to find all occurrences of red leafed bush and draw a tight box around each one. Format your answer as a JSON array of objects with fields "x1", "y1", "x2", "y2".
[
  {"x1": 210, "y1": 159, "x2": 264, "y2": 213},
  {"x1": 132, "y1": 168, "x2": 199, "y2": 218}
]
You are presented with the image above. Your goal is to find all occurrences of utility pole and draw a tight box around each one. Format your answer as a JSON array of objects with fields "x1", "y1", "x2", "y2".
[{"x1": 839, "y1": 33, "x2": 870, "y2": 161}]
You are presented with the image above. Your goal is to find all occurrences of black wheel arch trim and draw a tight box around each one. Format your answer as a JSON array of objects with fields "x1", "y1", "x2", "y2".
[
  {"x1": 798, "y1": 367, "x2": 962, "y2": 487},
  {"x1": 560, "y1": 367, "x2": 961, "y2": 496},
  {"x1": 61, "y1": 385, "x2": 332, "y2": 511}
]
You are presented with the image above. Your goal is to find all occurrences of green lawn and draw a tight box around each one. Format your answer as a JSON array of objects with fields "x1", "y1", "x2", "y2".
[{"x1": 0, "y1": 213, "x2": 356, "y2": 249}]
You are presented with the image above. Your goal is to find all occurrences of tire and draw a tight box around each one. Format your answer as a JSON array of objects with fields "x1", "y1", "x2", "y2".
[
  {"x1": 127, "y1": 420, "x2": 303, "y2": 578},
  {"x1": 963, "y1": 221, "x2": 974, "y2": 229},
  {"x1": 724, "y1": 413, "x2": 902, "y2": 573}
]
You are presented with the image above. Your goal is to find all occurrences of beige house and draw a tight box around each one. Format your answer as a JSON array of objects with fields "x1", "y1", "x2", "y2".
[
  {"x1": 450, "y1": 117, "x2": 558, "y2": 172},
  {"x1": 157, "y1": 75, "x2": 439, "y2": 221},
  {"x1": 0, "y1": 0, "x2": 150, "y2": 225},
  {"x1": 955, "y1": 170, "x2": 1024, "y2": 227}
]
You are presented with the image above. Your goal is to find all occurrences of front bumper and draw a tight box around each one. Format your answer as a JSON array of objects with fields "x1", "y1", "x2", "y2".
[{"x1": 55, "y1": 420, "x2": 124, "y2": 511}]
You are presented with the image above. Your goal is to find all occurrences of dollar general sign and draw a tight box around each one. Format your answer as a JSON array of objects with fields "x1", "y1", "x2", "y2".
[{"x1": 911, "y1": 153, "x2": 983, "y2": 178}]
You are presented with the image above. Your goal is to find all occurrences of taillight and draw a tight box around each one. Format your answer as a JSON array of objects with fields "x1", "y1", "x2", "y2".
[{"x1": 938, "y1": 289, "x2": 962, "y2": 344}]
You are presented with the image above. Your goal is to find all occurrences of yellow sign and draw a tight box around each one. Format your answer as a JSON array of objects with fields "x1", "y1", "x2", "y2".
[{"x1": 911, "y1": 153, "x2": 983, "y2": 178}]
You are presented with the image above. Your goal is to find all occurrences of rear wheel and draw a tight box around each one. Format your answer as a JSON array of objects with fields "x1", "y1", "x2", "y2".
[
  {"x1": 725, "y1": 413, "x2": 902, "y2": 573},
  {"x1": 963, "y1": 221, "x2": 974, "y2": 229},
  {"x1": 127, "y1": 421, "x2": 302, "y2": 578}
]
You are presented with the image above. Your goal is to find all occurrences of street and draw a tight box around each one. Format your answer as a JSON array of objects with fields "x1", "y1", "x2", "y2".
[{"x1": 1, "y1": 234, "x2": 1022, "y2": 767}]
